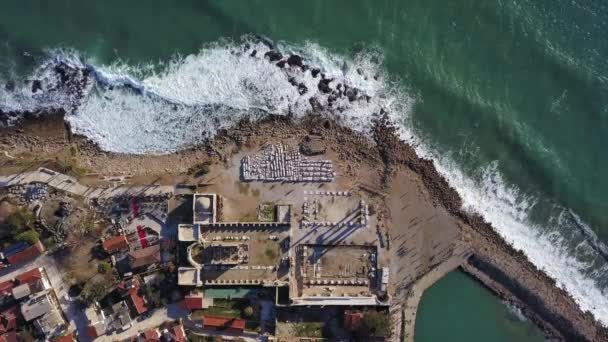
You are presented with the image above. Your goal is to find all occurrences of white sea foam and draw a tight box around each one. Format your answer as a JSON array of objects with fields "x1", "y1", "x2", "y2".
[{"x1": 2, "y1": 38, "x2": 607, "y2": 326}]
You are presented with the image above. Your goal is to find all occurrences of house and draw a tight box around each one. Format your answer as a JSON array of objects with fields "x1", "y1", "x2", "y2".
[
  {"x1": 15, "y1": 267, "x2": 46, "y2": 291},
  {"x1": 118, "y1": 278, "x2": 147, "y2": 316},
  {"x1": 34, "y1": 307, "x2": 66, "y2": 338},
  {"x1": 0, "y1": 242, "x2": 29, "y2": 260},
  {"x1": 183, "y1": 294, "x2": 205, "y2": 310},
  {"x1": 127, "y1": 245, "x2": 161, "y2": 270},
  {"x1": 161, "y1": 324, "x2": 186, "y2": 342},
  {"x1": 0, "y1": 306, "x2": 18, "y2": 333},
  {"x1": 21, "y1": 292, "x2": 66, "y2": 338},
  {"x1": 0, "y1": 282, "x2": 14, "y2": 305},
  {"x1": 344, "y1": 310, "x2": 364, "y2": 331},
  {"x1": 53, "y1": 334, "x2": 77, "y2": 342},
  {"x1": 85, "y1": 306, "x2": 107, "y2": 339},
  {"x1": 0, "y1": 331, "x2": 17, "y2": 342},
  {"x1": 109, "y1": 301, "x2": 133, "y2": 331},
  {"x1": 142, "y1": 328, "x2": 160, "y2": 341},
  {"x1": 20, "y1": 293, "x2": 53, "y2": 321},
  {"x1": 202, "y1": 315, "x2": 246, "y2": 334},
  {"x1": 7, "y1": 241, "x2": 45, "y2": 265},
  {"x1": 10, "y1": 284, "x2": 30, "y2": 301},
  {"x1": 102, "y1": 235, "x2": 129, "y2": 254}
]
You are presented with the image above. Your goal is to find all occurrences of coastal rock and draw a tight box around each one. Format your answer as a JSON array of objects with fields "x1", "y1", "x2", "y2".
[
  {"x1": 287, "y1": 54, "x2": 304, "y2": 67},
  {"x1": 264, "y1": 50, "x2": 283, "y2": 62},
  {"x1": 301, "y1": 65, "x2": 309, "y2": 72},
  {"x1": 297, "y1": 83, "x2": 308, "y2": 95},
  {"x1": 31, "y1": 80, "x2": 42, "y2": 93},
  {"x1": 276, "y1": 60, "x2": 286, "y2": 68},
  {"x1": 250, "y1": 49, "x2": 257, "y2": 57},
  {"x1": 311, "y1": 68, "x2": 321, "y2": 78},
  {"x1": 345, "y1": 87, "x2": 358, "y2": 102},
  {"x1": 318, "y1": 78, "x2": 333, "y2": 93},
  {"x1": 309, "y1": 97, "x2": 323, "y2": 111},
  {"x1": 288, "y1": 77, "x2": 298, "y2": 86}
]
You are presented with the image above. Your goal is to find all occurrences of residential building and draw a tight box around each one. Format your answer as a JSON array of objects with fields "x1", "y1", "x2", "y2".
[
  {"x1": 127, "y1": 245, "x2": 161, "y2": 270},
  {"x1": 202, "y1": 315, "x2": 246, "y2": 334},
  {"x1": 6, "y1": 241, "x2": 44, "y2": 265},
  {"x1": 102, "y1": 235, "x2": 129, "y2": 254}
]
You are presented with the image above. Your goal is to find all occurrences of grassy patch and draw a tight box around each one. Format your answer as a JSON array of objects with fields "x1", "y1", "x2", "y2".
[
  {"x1": 264, "y1": 247, "x2": 277, "y2": 260},
  {"x1": 294, "y1": 322, "x2": 324, "y2": 337}
]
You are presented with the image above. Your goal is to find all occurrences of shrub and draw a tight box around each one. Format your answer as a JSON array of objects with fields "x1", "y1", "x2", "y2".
[
  {"x1": 243, "y1": 306, "x2": 254, "y2": 318},
  {"x1": 188, "y1": 161, "x2": 212, "y2": 178},
  {"x1": 14, "y1": 230, "x2": 40, "y2": 245},
  {"x1": 6, "y1": 207, "x2": 35, "y2": 231},
  {"x1": 97, "y1": 262, "x2": 112, "y2": 274},
  {"x1": 81, "y1": 281, "x2": 107, "y2": 305},
  {"x1": 355, "y1": 310, "x2": 389, "y2": 340},
  {"x1": 264, "y1": 247, "x2": 277, "y2": 260}
]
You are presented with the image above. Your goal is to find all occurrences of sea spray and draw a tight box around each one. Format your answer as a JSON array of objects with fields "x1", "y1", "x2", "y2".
[{"x1": 1, "y1": 37, "x2": 607, "y2": 325}]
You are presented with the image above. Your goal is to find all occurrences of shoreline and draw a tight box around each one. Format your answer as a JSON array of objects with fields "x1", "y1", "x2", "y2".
[{"x1": 1, "y1": 113, "x2": 607, "y2": 341}]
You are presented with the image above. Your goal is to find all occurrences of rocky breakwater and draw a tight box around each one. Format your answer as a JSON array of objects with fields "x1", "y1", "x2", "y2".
[{"x1": 370, "y1": 113, "x2": 608, "y2": 341}]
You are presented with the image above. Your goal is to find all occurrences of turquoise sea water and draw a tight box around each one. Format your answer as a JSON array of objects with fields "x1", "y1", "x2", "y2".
[
  {"x1": 1, "y1": 0, "x2": 607, "y2": 337},
  {"x1": 416, "y1": 271, "x2": 546, "y2": 342}
]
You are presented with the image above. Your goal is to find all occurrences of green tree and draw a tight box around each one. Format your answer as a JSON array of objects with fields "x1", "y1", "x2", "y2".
[
  {"x1": 14, "y1": 229, "x2": 40, "y2": 245},
  {"x1": 81, "y1": 281, "x2": 107, "y2": 305},
  {"x1": 243, "y1": 306, "x2": 254, "y2": 318},
  {"x1": 18, "y1": 326, "x2": 35, "y2": 342},
  {"x1": 97, "y1": 262, "x2": 112, "y2": 274},
  {"x1": 355, "y1": 311, "x2": 389, "y2": 340},
  {"x1": 6, "y1": 207, "x2": 35, "y2": 231}
]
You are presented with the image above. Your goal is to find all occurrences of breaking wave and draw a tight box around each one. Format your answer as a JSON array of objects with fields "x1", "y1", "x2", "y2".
[{"x1": 1, "y1": 36, "x2": 607, "y2": 325}]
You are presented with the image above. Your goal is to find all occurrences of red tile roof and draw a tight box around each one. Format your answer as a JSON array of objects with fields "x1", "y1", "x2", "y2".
[
  {"x1": 172, "y1": 325, "x2": 186, "y2": 341},
  {"x1": 203, "y1": 315, "x2": 246, "y2": 331},
  {"x1": 87, "y1": 325, "x2": 98, "y2": 339},
  {"x1": 15, "y1": 268, "x2": 42, "y2": 286},
  {"x1": 119, "y1": 277, "x2": 147, "y2": 315},
  {"x1": 0, "y1": 306, "x2": 18, "y2": 333},
  {"x1": 102, "y1": 235, "x2": 129, "y2": 254},
  {"x1": 344, "y1": 310, "x2": 364, "y2": 331},
  {"x1": 0, "y1": 282, "x2": 13, "y2": 299},
  {"x1": 183, "y1": 295, "x2": 204, "y2": 310},
  {"x1": 55, "y1": 334, "x2": 76, "y2": 342},
  {"x1": 7, "y1": 241, "x2": 44, "y2": 265},
  {"x1": 129, "y1": 291, "x2": 147, "y2": 315},
  {"x1": 0, "y1": 331, "x2": 17, "y2": 342},
  {"x1": 143, "y1": 329, "x2": 160, "y2": 341},
  {"x1": 128, "y1": 245, "x2": 161, "y2": 269}
]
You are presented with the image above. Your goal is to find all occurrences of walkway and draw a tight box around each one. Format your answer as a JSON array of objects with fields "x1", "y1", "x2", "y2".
[{"x1": 0, "y1": 167, "x2": 173, "y2": 199}]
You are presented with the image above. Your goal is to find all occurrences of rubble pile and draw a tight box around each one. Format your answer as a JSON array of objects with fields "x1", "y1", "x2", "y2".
[{"x1": 241, "y1": 144, "x2": 335, "y2": 182}]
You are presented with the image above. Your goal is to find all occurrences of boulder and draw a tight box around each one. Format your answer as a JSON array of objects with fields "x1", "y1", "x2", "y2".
[
  {"x1": 311, "y1": 68, "x2": 321, "y2": 78},
  {"x1": 309, "y1": 97, "x2": 323, "y2": 111},
  {"x1": 318, "y1": 78, "x2": 333, "y2": 93},
  {"x1": 287, "y1": 54, "x2": 304, "y2": 67},
  {"x1": 31, "y1": 80, "x2": 42, "y2": 93},
  {"x1": 264, "y1": 50, "x2": 283, "y2": 62},
  {"x1": 345, "y1": 87, "x2": 358, "y2": 102},
  {"x1": 298, "y1": 83, "x2": 308, "y2": 95},
  {"x1": 250, "y1": 49, "x2": 257, "y2": 57}
]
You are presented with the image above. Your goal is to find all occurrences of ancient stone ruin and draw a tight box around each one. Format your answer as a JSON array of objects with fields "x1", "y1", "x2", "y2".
[{"x1": 241, "y1": 144, "x2": 335, "y2": 182}]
